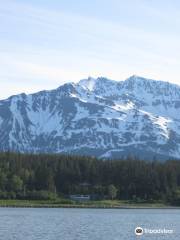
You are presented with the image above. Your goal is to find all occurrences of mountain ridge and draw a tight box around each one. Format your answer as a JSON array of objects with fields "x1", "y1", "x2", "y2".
[{"x1": 0, "y1": 75, "x2": 180, "y2": 160}]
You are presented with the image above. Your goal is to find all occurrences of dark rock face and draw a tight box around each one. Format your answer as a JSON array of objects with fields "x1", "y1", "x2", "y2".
[{"x1": 0, "y1": 75, "x2": 180, "y2": 160}]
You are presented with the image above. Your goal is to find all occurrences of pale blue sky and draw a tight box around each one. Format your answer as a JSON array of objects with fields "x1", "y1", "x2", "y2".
[{"x1": 0, "y1": 0, "x2": 180, "y2": 99}]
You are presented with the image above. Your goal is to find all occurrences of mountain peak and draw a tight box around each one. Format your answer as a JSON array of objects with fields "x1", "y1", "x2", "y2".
[
  {"x1": 1, "y1": 75, "x2": 180, "y2": 160},
  {"x1": 78, "y1": 77, "x2": 97, "y2": 91},
  {"x1": 78, "y1": 76, "x2": 120, "y2": 97},
  {"x1": 126, "y1": 75, "x2": 151, "y2": 83}
]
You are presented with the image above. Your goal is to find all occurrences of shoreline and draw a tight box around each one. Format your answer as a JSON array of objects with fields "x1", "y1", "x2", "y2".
[
  {"x1": 0, "y1": 204, "x2": 180, "y2": 209},
  {"x1": 0, "y1": 199, "x2": 179, "y2": 209}
]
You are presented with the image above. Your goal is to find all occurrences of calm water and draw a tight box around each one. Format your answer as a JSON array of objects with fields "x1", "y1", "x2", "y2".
[{"x1": 0, "y1": 208, "x2": 179, "y2": 240}]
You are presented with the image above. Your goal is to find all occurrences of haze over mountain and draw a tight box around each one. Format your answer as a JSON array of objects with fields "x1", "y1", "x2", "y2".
[{"x1": 0, "y1": 75, "x2": 180, "y2": 160}]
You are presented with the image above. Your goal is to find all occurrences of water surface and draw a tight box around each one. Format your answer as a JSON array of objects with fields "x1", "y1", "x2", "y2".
[{"x1": 0, "y1": 208, "x2": 179, "y2": 240}]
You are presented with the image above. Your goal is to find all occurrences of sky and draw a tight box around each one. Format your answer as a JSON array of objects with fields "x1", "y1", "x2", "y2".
[{"x1": 0, "y1": 0, "x2": 180, "y2": 99}]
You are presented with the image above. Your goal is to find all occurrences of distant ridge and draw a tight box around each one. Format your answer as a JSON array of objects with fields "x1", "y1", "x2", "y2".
[{"x1": 0, "y1": 75, "x2": 180, "y2": 160}]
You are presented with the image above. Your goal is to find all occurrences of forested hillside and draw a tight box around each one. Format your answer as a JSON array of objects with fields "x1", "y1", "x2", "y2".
[{"x1": 0, "y1": 152, "x2": 180, "y2": 205}]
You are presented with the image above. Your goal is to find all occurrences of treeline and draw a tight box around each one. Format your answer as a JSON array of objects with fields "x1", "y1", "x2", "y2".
[{"x1": 0, "y1": 152, "x2": 180, "y2": 205}]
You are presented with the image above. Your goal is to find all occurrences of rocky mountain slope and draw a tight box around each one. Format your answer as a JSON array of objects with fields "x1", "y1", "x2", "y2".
[{"x1": 0, "y1": 75, "x2": 180, "y2": 160}]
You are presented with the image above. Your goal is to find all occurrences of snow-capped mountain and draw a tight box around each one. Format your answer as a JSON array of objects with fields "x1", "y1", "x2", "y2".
[{"x1": 0, "y1": 75, "x2": 180, "y2": 160}]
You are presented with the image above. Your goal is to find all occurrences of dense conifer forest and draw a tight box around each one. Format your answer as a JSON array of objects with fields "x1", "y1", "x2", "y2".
[{"x1": 0, "y1": 152, "x2": 180, "y2": 205}]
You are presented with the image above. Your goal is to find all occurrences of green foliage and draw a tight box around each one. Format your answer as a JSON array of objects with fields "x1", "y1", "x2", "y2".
[
  {"x1": 170, "y1": 188, "x2": 180, "y2": 205},
  {"x1": 0, "y1": 152, "x2": 179, "y2": 204},
  {"x1": 27, "y1": 190, "x2": 57, "y2": 200},
  {"x1": 107, "y1": 184, "x2": 118, "y2": 200},
  {"x1": 10, "y1": 175, "x2": 23, "y2": 192}
]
